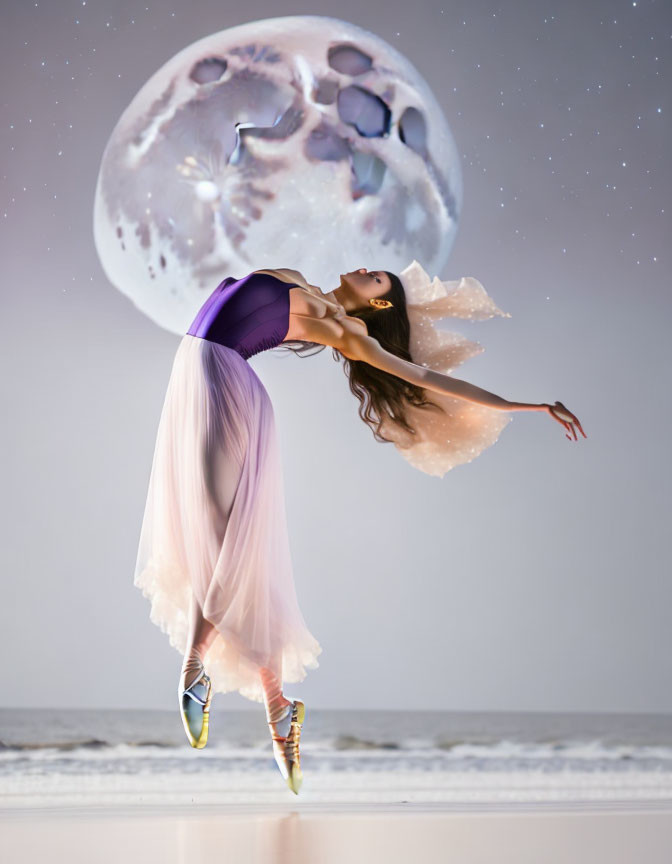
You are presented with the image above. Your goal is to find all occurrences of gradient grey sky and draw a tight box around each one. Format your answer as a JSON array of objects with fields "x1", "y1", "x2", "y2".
[{"x1": 1, "y1": 0, "x2": 670, "y2": 713}]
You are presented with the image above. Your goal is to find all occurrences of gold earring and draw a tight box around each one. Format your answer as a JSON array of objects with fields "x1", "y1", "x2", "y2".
[{"x1": 369, "y1": 298, "x2": 393, "y2": 309}]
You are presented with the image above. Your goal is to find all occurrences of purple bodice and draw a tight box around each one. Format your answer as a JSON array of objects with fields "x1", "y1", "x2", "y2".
[{"x1": 186, "y1": 272, "x2": 293, "y2": 361}]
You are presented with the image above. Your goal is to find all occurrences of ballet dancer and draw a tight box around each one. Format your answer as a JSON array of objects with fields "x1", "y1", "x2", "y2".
[{"x1": 134, "y1": 261, "x2": 585, "y2": 795}]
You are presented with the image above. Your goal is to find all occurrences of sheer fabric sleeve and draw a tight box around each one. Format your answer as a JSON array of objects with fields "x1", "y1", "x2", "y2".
[{"x1": 377, "y1": 275, "x2": 513, "y2": 479}]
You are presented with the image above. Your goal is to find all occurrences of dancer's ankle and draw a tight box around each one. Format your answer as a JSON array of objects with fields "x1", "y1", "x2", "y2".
[
  {"x1": 259, "y1": 666, "x2": 292, "y2": 723},
  {"x1": 180, "y1": 645, "x2": 205, "y2": 690},
  {"x1": 264, "y1": 688, "x2": 292, "y2": 724},
  {"x1": 266, "y1": 697, "x2": 292, "y2": 725}
]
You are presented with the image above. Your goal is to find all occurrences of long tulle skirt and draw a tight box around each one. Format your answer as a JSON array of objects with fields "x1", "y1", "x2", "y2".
[{"x1": 133, "y1": 334, "x2": 322, "y2": 704}]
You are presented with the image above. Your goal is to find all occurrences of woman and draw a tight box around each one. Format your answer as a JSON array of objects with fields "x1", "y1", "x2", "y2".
[{"x1": 133, "y1": 265, "x2": 585, "y2": 795}]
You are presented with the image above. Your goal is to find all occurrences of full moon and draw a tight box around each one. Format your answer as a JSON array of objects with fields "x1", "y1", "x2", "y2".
[{"x1": 93, "y1": 15, "x2": 463, "y2": 334}]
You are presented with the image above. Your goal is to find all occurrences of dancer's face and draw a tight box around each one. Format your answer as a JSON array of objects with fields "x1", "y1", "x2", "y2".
[{"x1": 338, "y1": 269, "x2": 392, "y2": 307}]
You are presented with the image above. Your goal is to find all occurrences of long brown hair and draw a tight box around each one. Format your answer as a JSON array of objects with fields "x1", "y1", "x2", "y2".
[{"x1": 278, "y1": 272, "x2": 445, "y2": 443}]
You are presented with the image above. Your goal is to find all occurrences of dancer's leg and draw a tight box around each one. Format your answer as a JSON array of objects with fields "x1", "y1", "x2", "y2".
[
  {"x1": 181, "y1": 438, "x2": 241, "y2": 691},
  {"x1": 180, "y1": 594, "x2": 218, "y2": 691},
  {"x1": 259, "y1": 665, "x2": 292, "y2": 723}
]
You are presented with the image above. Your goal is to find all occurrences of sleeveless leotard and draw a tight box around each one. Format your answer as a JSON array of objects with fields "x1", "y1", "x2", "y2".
[{"x1": 186, "y1": 272, "x2": 293, "y2": 361}]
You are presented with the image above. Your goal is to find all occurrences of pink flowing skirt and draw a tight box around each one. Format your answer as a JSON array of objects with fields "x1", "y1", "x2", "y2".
[{"x1": 133, "y1": 334, "x2": 322, "y2": 704}]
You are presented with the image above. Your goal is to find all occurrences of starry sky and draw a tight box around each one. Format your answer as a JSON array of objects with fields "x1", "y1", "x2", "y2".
[{"x1": 1, "y1": 0, "x2": 670, "y2": 714}]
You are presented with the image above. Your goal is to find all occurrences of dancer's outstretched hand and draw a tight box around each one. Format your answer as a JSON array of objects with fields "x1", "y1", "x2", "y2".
[{"x1": 544, "y1": 401, "x2": 587, "y2": 441}]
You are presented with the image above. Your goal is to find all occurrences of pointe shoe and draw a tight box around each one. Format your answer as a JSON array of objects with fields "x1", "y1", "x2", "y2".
[
  {"x1": 267, "y1": 699, "x2": 305, "y2": 795},
  {"x1": 178, "y1": 662, "x2": 212, "y2": 749}
]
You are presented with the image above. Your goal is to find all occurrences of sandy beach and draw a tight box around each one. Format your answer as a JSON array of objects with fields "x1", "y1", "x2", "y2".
[
  {"x1": 2, "y1": 801, "x2": 671, "y2": 864},
  {"x1": 3, "y1": 708, "x2": 671, "y2": 861}
]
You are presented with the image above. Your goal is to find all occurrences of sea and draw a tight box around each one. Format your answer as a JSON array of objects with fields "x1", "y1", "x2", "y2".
[{"x1": 1, "y1": 708, "x2": 671, "y2": 809}]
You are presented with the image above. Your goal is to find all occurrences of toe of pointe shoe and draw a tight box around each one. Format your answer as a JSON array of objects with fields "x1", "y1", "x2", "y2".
[{"x1": 287, "y1": 762, "x2": 303, "y2": 795}]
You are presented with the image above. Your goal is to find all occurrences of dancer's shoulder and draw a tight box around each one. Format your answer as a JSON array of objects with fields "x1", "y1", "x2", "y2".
[{"x1": 251, "y1": 268, "x2": 311, "y2": 289}]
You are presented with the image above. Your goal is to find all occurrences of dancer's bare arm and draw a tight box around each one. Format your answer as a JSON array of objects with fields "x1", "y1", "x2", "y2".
[
  {"x1": 336, "y1": 327, "x2": 587, "y2": 441},
  {"x1": 340, "y1": 329, "x2": 533, "y2": 409}
]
